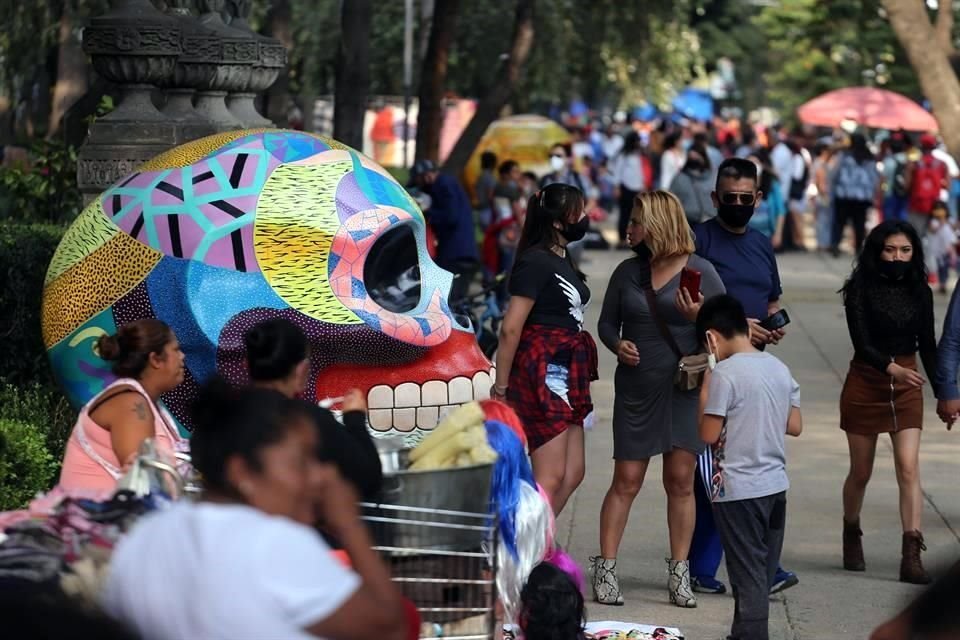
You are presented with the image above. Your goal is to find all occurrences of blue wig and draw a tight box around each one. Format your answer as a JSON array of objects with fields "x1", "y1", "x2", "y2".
[{"x1": 485, "y1": 420, "x2": 535, "y2": 559}]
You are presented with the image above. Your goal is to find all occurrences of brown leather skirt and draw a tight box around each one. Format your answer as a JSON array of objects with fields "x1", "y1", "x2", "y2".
[{"x1": 840, "y1": 355, "x2": 922, "y2": 434}]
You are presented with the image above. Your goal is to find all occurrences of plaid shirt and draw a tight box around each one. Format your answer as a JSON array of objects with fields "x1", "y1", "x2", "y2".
[{"x1": 507, "y1": 324, "x2": 598, "y2": 450}]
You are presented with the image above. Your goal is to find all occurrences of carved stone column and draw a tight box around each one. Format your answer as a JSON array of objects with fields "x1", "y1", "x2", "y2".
[
  {"x1": 193, "y1": 0, "x2": 257, "y2": 129},
  {"x1": 225, "y1": 0, "x2": 287, "y2": 127},
  {"x1": 78, "y1": 0, "x2": 182, "y2": 203}
]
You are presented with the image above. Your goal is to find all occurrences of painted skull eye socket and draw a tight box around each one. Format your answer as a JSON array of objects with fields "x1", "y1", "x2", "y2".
[{"x1": 364, "y1": 226, "x2": 422, "y2": 313}]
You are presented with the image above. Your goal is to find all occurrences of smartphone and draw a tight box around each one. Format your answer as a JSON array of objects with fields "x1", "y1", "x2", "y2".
[
  {"x1": 760, "y1": 309, "x2": 791, "y2": 331},
  {"x1": 679, "y1": 267, "x2": 701, "y2": 299}
]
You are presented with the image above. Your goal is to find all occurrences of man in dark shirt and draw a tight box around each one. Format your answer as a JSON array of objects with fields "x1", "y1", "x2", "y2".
[
  {"x1": 689, "y1": 157, "x2": 798, "y2": 596},
  {"x1": 694, "y1": 159, "x2": 785, "y2": 347},
  {"x1": 410, "y1": 160, "x2": 480, "y2": 302}
]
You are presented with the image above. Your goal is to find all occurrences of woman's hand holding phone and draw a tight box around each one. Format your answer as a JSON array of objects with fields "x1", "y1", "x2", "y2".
[{"x1": 675, "y1": 287, "x2": 704, "y2": 323}]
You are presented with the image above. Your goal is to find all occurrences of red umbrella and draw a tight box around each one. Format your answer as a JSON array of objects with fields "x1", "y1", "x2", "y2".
[{"x1": 797, "y1": 86, "x2": 938, "y2": 132}]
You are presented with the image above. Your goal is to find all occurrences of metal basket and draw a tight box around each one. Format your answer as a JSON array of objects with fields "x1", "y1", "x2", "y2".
[
  {"x1": 370, "y1": 462, "x2": 494, "y2": 551},
  {"x1": 360, "y1": 501, "x2": 499, "y2": 640}
]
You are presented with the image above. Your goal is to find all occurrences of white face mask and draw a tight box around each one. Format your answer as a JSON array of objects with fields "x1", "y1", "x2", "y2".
[
  {"x1": 549, "y1": 155, "x2": 566, "y2": 172},
  {"x1": 706, "y1": 330, "x2": 719, "y2": 370}
]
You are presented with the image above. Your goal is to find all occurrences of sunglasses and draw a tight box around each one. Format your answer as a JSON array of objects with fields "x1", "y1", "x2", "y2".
[{"x1": 718, "y1": 191, "x2": 757, "y2": 206}]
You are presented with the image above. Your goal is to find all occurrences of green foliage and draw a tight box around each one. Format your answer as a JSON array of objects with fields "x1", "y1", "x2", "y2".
[
  {"x1": 0, "y1": 140, "x2": 82, "y2": 224},
  {"x1": 0, "y1": 417, "x2": 59, "y2": 511},
  {"x1": 0, "y1": 222, "x2": 66, "y2": 388},
  {"x1": 752, "y1": 0, "x2": 923, "y2": 118},
  {"x1": 0, "y1": 382, "x2": 74, "y2": 467}
]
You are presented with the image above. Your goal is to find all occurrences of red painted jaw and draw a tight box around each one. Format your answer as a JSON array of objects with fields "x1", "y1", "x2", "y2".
[{"x1": 313, "y1": 329, "x2": 494, "y2": 433}]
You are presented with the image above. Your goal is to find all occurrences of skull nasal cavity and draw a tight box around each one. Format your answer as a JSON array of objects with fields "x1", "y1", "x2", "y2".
[{"x1": 364, "y1": 225, "x2": 422, "y2": 313}]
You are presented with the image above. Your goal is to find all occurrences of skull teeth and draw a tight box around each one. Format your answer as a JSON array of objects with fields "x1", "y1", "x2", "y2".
[{"x1": 366, "y1": 368, "x2": 496, "y2": 431}]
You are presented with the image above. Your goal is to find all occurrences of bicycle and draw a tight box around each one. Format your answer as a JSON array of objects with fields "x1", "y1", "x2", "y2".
[{"x1": 450, "y1": 273, "x2": 505, "y2": 360}]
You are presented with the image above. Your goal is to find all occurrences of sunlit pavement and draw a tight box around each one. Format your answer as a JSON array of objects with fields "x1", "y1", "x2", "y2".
[{"x1": 555, "y1": 236, "x2": 960, "y2": 639}]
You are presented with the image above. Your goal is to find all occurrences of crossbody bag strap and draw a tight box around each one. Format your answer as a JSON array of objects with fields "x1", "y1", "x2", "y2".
[{"x1": 641, "y1": 281, "x2": 685, "y2": 360}]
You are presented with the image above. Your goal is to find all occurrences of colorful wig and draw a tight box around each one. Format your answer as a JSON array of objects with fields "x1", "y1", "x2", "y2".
[{"x1": 480, "y1": 399, "x2": 527, "y2": 447}]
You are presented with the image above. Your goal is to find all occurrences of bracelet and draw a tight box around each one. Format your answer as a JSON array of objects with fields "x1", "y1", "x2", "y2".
[{"x1": 491, "y1": 384, "x2": 508, "y2": 395}]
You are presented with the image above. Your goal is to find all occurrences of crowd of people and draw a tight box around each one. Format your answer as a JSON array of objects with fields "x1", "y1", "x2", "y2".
[
  {"x1": 473, "y1": 127, "x2": 960, "y2": 638},
  {"x1": 8, "y1": 116, "x2": 960, "y2": 640}
]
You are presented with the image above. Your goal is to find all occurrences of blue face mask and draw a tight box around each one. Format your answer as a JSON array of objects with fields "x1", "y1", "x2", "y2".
[{"x1": 681, "y1": 138, "x2": 693, "y2": 151}]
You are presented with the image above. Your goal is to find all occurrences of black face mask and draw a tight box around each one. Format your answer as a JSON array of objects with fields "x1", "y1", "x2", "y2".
[
  {"x1": 560, "y1": 216, "x2": 589, "y2": 242},
  {"x1": 879, "y1": 259, "x2": 912, "y2": 281},
  {"x1": 631, "y1": 241, "x2": 652, "y2": 260},
  {"x1": 717, "y1": 203, "x2": 755, "y2": 228},
  {"x1": 686, "y1": 160, "x2": 705, "y2": 172}
]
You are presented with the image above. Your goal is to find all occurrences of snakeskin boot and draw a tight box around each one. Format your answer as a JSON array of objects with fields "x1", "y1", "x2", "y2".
[
  {"x1": 667, "y1": 558, "x2": 697, "y2": 608},
  {"x1": 589, "y1": 556, "x2": 624, "y2": 605}
]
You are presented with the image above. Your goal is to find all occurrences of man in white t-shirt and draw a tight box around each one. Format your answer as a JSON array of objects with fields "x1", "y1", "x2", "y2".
[{"x1": 697, "y1": 294, "x2": 802, "y2": 640}]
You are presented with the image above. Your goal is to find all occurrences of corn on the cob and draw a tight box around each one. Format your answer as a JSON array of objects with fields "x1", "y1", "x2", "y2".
[
  {"x1": 409, "y1": 424, "x2": 490, "y2": 471},
  {"x1": 409, "y1": 401, "x2": 484, "y2": 463}
]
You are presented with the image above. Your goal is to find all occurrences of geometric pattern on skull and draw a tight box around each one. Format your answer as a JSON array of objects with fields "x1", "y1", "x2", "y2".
[{"x1": 254, "y1": 161, "x2": 361, "y2": 324}]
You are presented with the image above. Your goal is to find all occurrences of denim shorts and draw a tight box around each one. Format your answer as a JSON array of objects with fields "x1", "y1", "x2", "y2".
[{"x1": 545, "y1": 362, "x2": 571, "y2": 407}]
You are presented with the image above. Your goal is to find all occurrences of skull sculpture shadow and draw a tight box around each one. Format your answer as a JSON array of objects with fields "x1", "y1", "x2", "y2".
[{"x1": 42, "y1": 130, "x2": 492, "y2": 437}]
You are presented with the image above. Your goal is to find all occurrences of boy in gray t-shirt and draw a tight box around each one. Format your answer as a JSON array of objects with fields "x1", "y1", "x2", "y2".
[{"x1": 696, "y1": 295, "x2": 802, "y2": 640}]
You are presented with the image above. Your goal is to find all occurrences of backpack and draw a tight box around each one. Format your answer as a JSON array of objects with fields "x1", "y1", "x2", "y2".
[
  {"x1": 834, "y1": 154, "x2": 876, "y2": 201},
  {"x1": 909, "y1": 156, "x2": 946, "y2": 215},
  {"x1": 891, "y1": 159, "x2": 909, "y2": 198}
]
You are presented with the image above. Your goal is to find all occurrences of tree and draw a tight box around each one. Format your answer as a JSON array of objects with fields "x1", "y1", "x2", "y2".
[
  {"x1": 332, "y1": 0, "x2": 371, "y2": 149},
  {"x1": 48, "y1": 2, "x2": 89, "y2": 138},
  {"x1": 443, "y1": 0, "x2": 535, "y2": 174},
  {"x1": 883, "y1": 0, "x2": 960, "y2": 159},
  {"x1": 415, "y1": 0, "x2": 460, "y2": 163}
]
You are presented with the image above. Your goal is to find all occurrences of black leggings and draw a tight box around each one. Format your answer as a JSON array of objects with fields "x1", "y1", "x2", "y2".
[
  {"x1": 833, "y1": 198, "x2": 870, "y2": 253},
  {"x1": 618, "y1": 186, "x2": 639, "y2": 242}
]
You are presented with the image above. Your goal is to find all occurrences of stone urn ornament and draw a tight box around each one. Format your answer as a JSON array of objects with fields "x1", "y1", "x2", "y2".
[
  {"x1": 193, "y1": 0, "x2": 258, "y2": 129},
  {"x1": 158, "y1": 0, "x2": 221, "y2": 139},
  {"x1": 77, "y1": 0, "x2": 182, "y2": 202},
  {"x1": 224, "y1": 0, "x2": 287, "y2": 127},
  {"x1": 81, "y1": 0, "x2": 181, "y2": 126}
]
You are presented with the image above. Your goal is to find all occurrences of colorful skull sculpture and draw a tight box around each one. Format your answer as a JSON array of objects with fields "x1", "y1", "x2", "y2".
[{"x1": 42, "y1": 129, "x2": 492, "y2": 437}]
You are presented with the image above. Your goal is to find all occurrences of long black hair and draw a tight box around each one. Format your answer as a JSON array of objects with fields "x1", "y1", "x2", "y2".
[
  {"x1": 621, "y1": 131, "x2": 641, "y2": 156},
  {"x1": 849, "y1": 132, "x2": 874, "y2": 164},
  {"x1": 519, "y1": 562, "x2": 587, "y2": 640},
  {"x1": 516, "y1": 182, "x2": 586, "y2": 279},
  {"x1": 841, "y1": 220, "x2": 927, "y2": 301},
  {"x1": 244, "y1": 318, "x2": 309, "y2": 382}
]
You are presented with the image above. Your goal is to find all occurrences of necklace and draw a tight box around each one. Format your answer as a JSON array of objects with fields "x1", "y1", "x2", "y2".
[{"x1": 551, "y1": 245, "x2": 567, "y2": 258}]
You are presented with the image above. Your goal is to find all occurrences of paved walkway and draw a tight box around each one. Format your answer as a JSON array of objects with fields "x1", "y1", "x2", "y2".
[{"x1": 555, "y1": 245, "x2": 960, "y2": 639}]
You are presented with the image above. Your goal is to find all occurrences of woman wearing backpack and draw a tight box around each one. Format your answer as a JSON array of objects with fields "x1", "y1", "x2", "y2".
[{"x1": 831, "y1": 134, "x2": 881, "y2": 257}]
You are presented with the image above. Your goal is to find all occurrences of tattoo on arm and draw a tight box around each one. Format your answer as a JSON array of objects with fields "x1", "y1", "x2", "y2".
[{"x1": 133, "y1": 401, "x2": 148, "y2": 421}]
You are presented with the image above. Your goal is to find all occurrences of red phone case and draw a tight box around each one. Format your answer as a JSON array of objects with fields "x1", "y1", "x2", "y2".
[{"x1": 680, "y1": 267, "x2": 701, "y2": 297}]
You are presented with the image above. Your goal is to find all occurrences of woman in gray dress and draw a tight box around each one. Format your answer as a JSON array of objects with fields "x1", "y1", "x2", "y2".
[{"x1": 591, "y1": 190, "x2": 725, "y2": 608}]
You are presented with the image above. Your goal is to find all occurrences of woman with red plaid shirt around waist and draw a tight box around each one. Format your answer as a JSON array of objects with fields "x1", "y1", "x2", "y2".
[{"x1": 492, "y1": 182, "x2": 599, "y2": 517}]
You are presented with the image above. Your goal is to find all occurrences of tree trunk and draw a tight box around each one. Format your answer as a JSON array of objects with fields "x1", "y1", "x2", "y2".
[
  {"x1": 263, "y1": 0, "x2": 293, "y2": 126},
  {"x1": 936, "y1": 3, "x2": 955, "y2": 55},
  {"x1": 883, "y1": 0, "x2": 960, "y2": 160},
  {"x1": 48, "y1": 3, "x2": 88, "y2": 139},
  {"x1": 333, "y1": 0, "x2": 371, "y2": 149},
  {"x1": 442, "y1": 0, "x2": 535, "y2": 176},
  {"x1": 415, "y1": 0, "x2": 459, "y2": 163}
]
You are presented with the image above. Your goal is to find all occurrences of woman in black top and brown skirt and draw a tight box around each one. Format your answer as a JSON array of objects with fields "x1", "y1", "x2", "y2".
[{"x1": 839, "y1": 220, "x2": 936, "y2": 585}]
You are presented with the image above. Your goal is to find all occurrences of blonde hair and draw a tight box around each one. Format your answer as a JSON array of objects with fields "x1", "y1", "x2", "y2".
[{"x1": 632, "y1": 190, "x2": 696, "y2": 260}]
